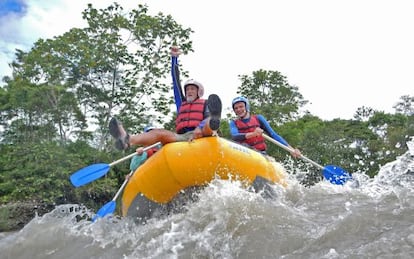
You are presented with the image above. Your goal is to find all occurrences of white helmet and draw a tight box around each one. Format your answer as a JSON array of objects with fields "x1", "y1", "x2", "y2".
[{"x1": 184, "y1": 79, "x2": 204, "y2": 98}]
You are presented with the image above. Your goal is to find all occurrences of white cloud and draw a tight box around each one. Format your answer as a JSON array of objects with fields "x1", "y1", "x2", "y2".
[{"x1": 1, "y1": 0, "x2": 413, "y2": 120}]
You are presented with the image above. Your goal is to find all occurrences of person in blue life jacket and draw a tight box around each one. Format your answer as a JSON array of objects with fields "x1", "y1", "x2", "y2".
[
  {"x1": 127, "y1": 126, "x2": 162, "y2": 180},
  {"x1": 109, "y1": 46, "x2": 222, "y2": 150},
  {"x1": 229, "y1": 96, "x2": 301, "y2": 158}
]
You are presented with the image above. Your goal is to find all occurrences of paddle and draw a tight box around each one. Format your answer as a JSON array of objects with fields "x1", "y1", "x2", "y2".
[
  {"x1": 263, "y1": 134, "x2": 352, "y2": 185},
  {"x1": 70, "y1": 142, "x2": 161, "y2": 187},
  {"x1": 92, "y1": 170, "x2": 134, "y2": 221}
]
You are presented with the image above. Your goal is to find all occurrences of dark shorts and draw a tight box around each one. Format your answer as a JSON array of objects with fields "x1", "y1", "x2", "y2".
[{"x1": 175, "y1": 131, "x2": 194, "y2": 142}]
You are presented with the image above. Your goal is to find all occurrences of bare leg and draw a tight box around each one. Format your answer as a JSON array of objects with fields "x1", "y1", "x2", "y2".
[
  {"x1": 109, "y1": 118, "x2": 177, "y2": 150},
  {"x1": 129, "y1": 129, "x2": 177, "y2": 146}
]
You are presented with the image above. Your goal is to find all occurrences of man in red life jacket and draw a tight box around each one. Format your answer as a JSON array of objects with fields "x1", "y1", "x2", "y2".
[
  {"x1": 229, "y1": 96, "x2": 301, "y2": 157},
  {"x1": 109, "y1": 47, "x2": 222, "y2": 150}
]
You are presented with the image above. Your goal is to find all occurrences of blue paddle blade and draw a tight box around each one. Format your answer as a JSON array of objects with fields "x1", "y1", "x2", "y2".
[
  {"x1": 322, "y1": 165, "x2": 352, "y2": 185},
  {"x1": 92, "y1": 201, "x2": 116, "y2": 222},
  {"x1": 70, "y1": 163, "x2": 110, "y2": 187}
]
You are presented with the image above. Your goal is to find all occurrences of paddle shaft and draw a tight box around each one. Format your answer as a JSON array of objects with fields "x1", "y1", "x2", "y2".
[
  {"x1": 263, "y1": 134, "x2": 324, "y2": 170},
  {"x1": 110, "y1": 141, "x2": 161, "y2": 200},
  {"x1": 93, "y1": 142, "x2": 162, "y2": 219},
  {"x1": 109, "y1": 142, "x2": 161, "y2": 167},
  {"x1": 112, "y1": 170, "x2": 134, "y2": 202}
]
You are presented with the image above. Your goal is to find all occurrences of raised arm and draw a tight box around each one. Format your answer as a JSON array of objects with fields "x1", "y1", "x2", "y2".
[{"x1": 171, "y1": 47, "x2": 184, "y2": 112}]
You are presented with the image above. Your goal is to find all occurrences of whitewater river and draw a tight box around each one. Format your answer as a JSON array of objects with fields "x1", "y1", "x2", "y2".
[{"x1": 1, "y1": 146, "x2": 413, "y2": 258}]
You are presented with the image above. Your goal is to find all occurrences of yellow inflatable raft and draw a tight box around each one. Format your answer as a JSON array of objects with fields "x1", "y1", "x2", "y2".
[{"x1": 121, "y1": 136, "x2": 287, "y2": 220}]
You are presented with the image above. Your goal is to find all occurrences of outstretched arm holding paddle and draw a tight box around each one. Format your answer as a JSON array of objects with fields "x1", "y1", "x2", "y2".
[
  {"x1": 262, "y1": 134, "x2": 352, "y2": 185},
  {"x1": 251, "y1": 119, "x2": 302, "y2": 158},
  {"x1": 228, "y1": 95, "x2": 351, "y2": 185}
]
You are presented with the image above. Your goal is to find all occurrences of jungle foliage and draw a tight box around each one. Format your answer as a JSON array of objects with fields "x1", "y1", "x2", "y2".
[{"x1": 0, "y1": 2, "x2": 413, "y2": 211}]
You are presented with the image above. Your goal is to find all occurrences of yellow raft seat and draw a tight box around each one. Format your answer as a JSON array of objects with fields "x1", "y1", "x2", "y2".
[{"x1": 121, "y1": 136, "x2": 287, "y2": 220}]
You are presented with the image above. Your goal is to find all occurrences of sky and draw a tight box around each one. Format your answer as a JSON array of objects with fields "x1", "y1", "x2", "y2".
[{"x1": 1, "y1": 0, "x2": 413, "y2": 120}]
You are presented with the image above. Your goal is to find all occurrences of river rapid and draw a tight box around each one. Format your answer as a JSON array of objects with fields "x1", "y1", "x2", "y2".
[{"x1": 1, "y1": 145, "x2": 413, "y2": 259}]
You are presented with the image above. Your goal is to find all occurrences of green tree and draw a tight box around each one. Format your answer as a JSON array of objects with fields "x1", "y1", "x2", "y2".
[
  {"x1": 393, "y1": 95, "x2": 414, "y2": 116},
  {"x1": 237, "y1": 69, "x2": 308, "y2": 126},
  {"x1": 274, "y1": 116, "x2": 363, "y2": 183},
  {"x1": 1, "y1": 2, "x2": 193, "y2": 150},
  {"x1": 0, "y1": 2, "x2": 194, "y2": 210},
  {"x1": 354, "y1": 106, "x2": 375, "y2": 121}
]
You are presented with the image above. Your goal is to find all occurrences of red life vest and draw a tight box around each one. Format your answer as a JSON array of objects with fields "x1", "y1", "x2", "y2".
[
  {"x1": 176, "y1": 98, "x2": 206, "y2": 133},
  {"x1": 234, "y1": 115, "x2": 267, "y2": 151},
  {"x1": 146, "y1": 147, "x2": 159, "y2": 158}
]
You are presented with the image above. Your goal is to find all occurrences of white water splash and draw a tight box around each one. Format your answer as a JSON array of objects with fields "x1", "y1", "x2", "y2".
[
  {"x1": 1, "y1": 146, "x2": 413, "y2": 258},
  {"x1": 407, "y1": 136, "x2": 414, "y2": 156}
]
